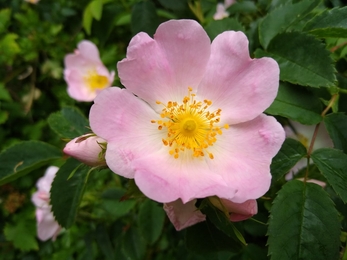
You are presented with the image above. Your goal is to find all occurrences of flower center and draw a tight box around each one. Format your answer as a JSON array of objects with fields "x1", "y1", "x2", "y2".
[
  {"x1": 152, "y1": 87, "x2": 229, "y2": 159},
  {"x1": 84, "y1": 70, "x2": 109, "y2": 91}
]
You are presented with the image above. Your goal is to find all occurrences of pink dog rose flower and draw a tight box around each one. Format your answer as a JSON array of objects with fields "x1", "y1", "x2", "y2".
[
  {"x1": 31, "y1": 166, "x2": 61, "y2": 241},
  {"x1": 90, "y1": 19, "x2": 285, "y2": 204},
  {"x1": 164, "y1": 197, "x2": 257, "y2": 231},
  {"x1": 64, "y1": 40, "x2": 115, "y2": 102},
  {"x1": 63, "y1": 134, "x2": 106, "y2": 166}
]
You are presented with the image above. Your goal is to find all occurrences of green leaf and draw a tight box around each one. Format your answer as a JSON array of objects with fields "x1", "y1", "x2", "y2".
[
  {"x1": 51, "y1": 158, "x2": 89, "y2": 228},
  {"x1": 100, "y1": 188, "x2": 137, "y2": 219},
  {"x1": 304, "y1": 7, "x2": 347, "y2": 38},
  {"x1": 0, "y1": 83, "x2": 12, "y2": 101},
  {"x1": 0, "y1": 9, "x2": 11, "y2": 34},
  {"x1": 268, "y1": 181, "x2": 340, "y2": 260},
  {"x1": 90, "y1": 0, "x2": 103, "y2": 21},
  {"x1": 157, "y1": 0, "x2": 187, "y2": 10},
  {"x1": 185, "y1": 220, "x2": 243, "y2": 254},
  {"x1": 121, "y1": 227, "x2": 146, "y2": 260},
  {"x1": 270, "y1": 138, "x2": 307, "y2": 181},
  {"x1": 131, "y1": 1, "x2": 159, "y2": 36},
  {"x1": 311, "y1": 148, "x2": 347, "y2": 203},
  {"x1": 230, "y1": 243, "x2": 268, "y2": 260},
  {"x1": 0, "y1": 33, "x2": 20, "y2": 65},
  {"x1": 265, "y1": 82, "x2": 323, "y2": 125},
  {"x1": 255, "y1": 32, "x2": 336, "y2": 88},
  {"x1": 205, "y1": 18, "x2": 245, "y2": 40},
  {"x1": 83, "y1": 5, "x2": 93, "y2": 35},
  {"x1": 48, "y1": 106, "x2": 89, "y2": 139},
  {"x1": 324, "y1": 113, "x2": 347, "y2": 153},
  {"x1": 4, "y1": 219, "x2": 38, "y2": 252},
  {"x1": 138, "y1": 199, "x2": 165, "y2": 245},
  {"x1": 200, "y1": 199, "x2": 246, "y2": 246},
  {"x1": 259, "y1": 0, "x2": 320, "y2": 48},
  {"x1": 0, "y1": 110, "x2": 8, "y2": 124},
  {"x1": 228, "y1": 1, "x2": 257, "y2": 14},
  {"x1": 95, "y1": 225, "x2": 115, "y2": 260},
  {"x1": 0, "y1": 141, "x2": 62, "y2": 185}
]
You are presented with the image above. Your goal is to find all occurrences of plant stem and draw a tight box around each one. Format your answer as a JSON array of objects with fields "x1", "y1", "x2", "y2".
[{"x1": 304, "y1": 94, "x2": 338, "y2": 180}]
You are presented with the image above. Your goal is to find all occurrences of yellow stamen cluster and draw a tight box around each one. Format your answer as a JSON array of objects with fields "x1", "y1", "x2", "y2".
[
  {"x1": 84, "y1": 70, "x2": 109, "y2": 91},
  {"x1": 152, "y1": 87, "x2": 229, "y2": 159}
]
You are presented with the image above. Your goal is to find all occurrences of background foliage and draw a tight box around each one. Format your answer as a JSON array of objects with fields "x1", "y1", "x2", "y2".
[{"x1": 1, "y1": 0, "x2": 347, "y2": 259}]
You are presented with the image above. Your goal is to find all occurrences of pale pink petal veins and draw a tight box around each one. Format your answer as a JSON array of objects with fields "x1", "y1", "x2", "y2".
[
  {"x1": 89, "y1": 87, "x2": 164, "y2": 178},
  {"x1": 163, "y1": 199, "x2": 206, "y2": 231},
  {"x1": 133, "y1": 114, "x2": 284, "y2": 203},
  {"x1": 198, "y1": 31, "x2": 280, "y2": 125},
  {"x1": 117, "y1": 19, "x2": 211, "y2": 108}
]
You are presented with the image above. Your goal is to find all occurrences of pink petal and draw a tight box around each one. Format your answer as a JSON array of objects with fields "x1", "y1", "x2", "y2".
[
  {"x1": 36, "y1": 166, "x2": 58, "y2": 193},
  {"x1": 64, "y1": 70, "x2": 95, "y2": 102},
  {"x1": 198, "y1": 31, "x2": 280, "y2": 124},
  {"x1": 77, "y1": 40, "x2": 102, "y2": 64},
  {"x1": 163, "y1": 199, "x2": 206, "y2": 231},
  {"x1": 224, "y1": 0, "x2": 235, "y2": 8},
  {"x1": 89, "y1": 87, "x2": 164, "y2": 178},
  {"x1": 117, "y1": 19, "x2": 211, "y2": 108},
  {"x1": 133, "y1": 114, "x2": 284, "y2": 203},
  {"x1": 220, "y1": 198, "x2": 258, "y2": 222},
  {"x1": 63, "y1": 134, "x2": 106, "y2": 166},
  {"x1": 36, "y1": 208, "x2": 61, "y2": 241}
]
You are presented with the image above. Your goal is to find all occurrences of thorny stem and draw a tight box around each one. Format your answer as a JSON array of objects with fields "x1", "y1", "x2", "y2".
[
  {"x1": 330, "y1": 40, "x2": 347, "y2": 53},
  {"x1": 304, "y1": 94, "x2": 338, "y2": 181}
]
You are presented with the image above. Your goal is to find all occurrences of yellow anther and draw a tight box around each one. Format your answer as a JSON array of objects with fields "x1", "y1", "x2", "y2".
[{"x1": 151, "y1": 87, "x2": 228, "y2": 160}]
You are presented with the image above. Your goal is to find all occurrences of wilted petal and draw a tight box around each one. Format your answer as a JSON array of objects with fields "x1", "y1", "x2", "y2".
[{"x1": 163, "y1": 199, "x2": 206, "y2": 231}]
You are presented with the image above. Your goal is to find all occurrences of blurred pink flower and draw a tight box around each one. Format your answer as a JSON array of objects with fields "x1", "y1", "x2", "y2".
[
  {"x1": 213, "y1": 0, "x2": 236, "y2": 20},
  {"x1": 164, "y1": 197, "x2": 257, "y2": 231},
  {"x1": 285, "y1": 120, "x2": 333, "y2": 179},
  {"x1": 63, "y1": 134, "x2": 106, "y2": 166},
  {"x1": 31, "y1": 166, "x2": 61, "y2": 241},
  {"x1": 90, "y1": 19, "x2": 284, "y2": 204},
  {"x1": 64, "y1": 40, "x2": 115, "y2": 102}
]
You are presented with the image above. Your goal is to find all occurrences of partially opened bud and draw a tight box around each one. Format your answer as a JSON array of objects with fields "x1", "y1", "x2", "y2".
[{"x1": 63, "y1": 134, "x2": 107, "y2": 166}]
